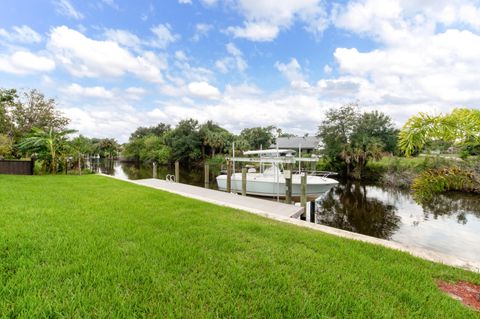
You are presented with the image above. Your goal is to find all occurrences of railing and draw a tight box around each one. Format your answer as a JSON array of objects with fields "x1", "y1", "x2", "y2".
[
  {"x1": 304, "y1": 170, "x2": 338, "y2": 178},
  {"x1": 166, "y1": 174, "x2": 176, "y2": 182}
]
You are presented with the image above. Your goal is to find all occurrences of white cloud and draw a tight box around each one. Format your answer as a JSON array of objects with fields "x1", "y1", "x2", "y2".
[
  {"x1": 201, "y1": 0, "x2": 218, "y2": 6},
  {"x1": 323, "y1": 64, "x2": 332, "y2": 74},
  {"x1": 227, "y1": 22, "x2": 279, "y2": 42},
  {"x1": 215, "y1": 43, "x2": 247, "y2": 73},
  {"x1": 215, "y1": 58, "x2": 230, "y2": 73},
  {"x1": 61, "y1": 104, "x2": 146, "y2": 142},
  {"x1": 61, "y1": 83, "x2": 114, "y2": 98},
  {"x1": 175, "y1": 50, "x2": 188, "y2": 61},
  {"x1": 172, "y1": 61, "x2": 214, "y2": 83},
  {"x1": 192, "y1": 23, "x2": 213, "y2": 41},
  {"x1": 48, "y1": 26, "x2": 165, "y2": 83},
  {"x1": 141, "y1": 3, "x2": 155, "y2": 21},
  {"x1": 0, "y1": 25, "x2": 42, "y2": 43},
  {"x1": 0, "y1": 51, "x2": 55, "y2": 74},
  {"x1": 125, "y1": 87, "x2": 147, "y2": 100},
  {"x1": 104, "y1": 29, "x2": 142, "y2": 51},
  {"x1": 101, "y1": 0, "x2": 119, "y2": 10},
  {"x1": 225, "y1": 0, "x2": 328, "y2": 41},
  {"x1": 275, "y1": 58, "x2": 310, "y2": 89},
  {"x1": 224, "y1": 83, "x2": 262, "y2": 97},
  {"x1": 53, "y1": 0, "x2": 84, "y2": 20},
  {"x1": 150, "y1": 24, "x2": 180, "y2": 48},
  {"x1": 178, "y1": 0, "x2": 192, "y2": 4},
  {"x1": 187, "y1": 81, "x2": 221, "y2": 99},
  {"x1": 325, "y1": 0, "x2": 480, "y2": 121}
]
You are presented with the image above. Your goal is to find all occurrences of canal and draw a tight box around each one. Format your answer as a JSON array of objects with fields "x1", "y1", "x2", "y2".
[{"x1": 97, "y1": 160, "x2": 480, "y2": 264}]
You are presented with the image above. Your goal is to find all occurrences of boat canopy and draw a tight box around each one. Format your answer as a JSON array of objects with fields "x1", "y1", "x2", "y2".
[{"x1": 243, "y1": 149, "x2": 295, "y2": 155}]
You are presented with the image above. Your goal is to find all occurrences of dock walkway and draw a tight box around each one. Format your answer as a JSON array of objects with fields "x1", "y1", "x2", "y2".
[{"x1": 131, "y1": 178, "x2": 304, "y2": 219}]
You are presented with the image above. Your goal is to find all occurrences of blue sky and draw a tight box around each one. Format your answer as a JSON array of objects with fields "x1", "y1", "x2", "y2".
[{"x1": 1, "y1": 0, "x2": 480, "y2": 142}]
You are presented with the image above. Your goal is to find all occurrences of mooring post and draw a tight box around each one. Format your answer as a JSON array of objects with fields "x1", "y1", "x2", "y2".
[
  {"x1": 241, "y1": 167, "x2": 247, "y2": 196},
  {"x1": 301, "y1": 172, "x2": 307, "y2": 210},
  {"x1": 204, "y1": 162, "x2": 209, "y2": 188},
  {"x1": 226, "y1": 159, "x2": 232, "y2": 193},
  {"x1": 310, "y1": 201, "x2": 317, "y2": 223},
  {"x1": 285, "y1": 163, "x2": 292, "y2": 204},
  {"x1": 306, "y1": 201, "x2": 311, "y2": 222},
  {"x1": 175, "y1": 160, "x2": 180, "y2": 183},
  {"x1": 152, "y1": 162, "x2": 157, "y2": 179}
]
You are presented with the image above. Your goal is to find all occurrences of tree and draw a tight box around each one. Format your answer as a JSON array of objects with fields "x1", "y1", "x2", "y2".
[
  {"x1": 71, "y1": 135, "x2": 95, "y2": 156},
  {"x1": 239, "y1": 126, "x2": 276, "y2": 149},
  {"x1": 353, "y1": 111, "x2": 398, "y2": 153},
  {"x1": 199, "y1": 121, "x2": 233, "y2": 157},
  {"x1": 122, "y1": 137, "x2": 144, "y2": 161},
  {"x1": 139, "y1": 135, "x2": 171, "y2": 164},
  {"x1": 399, "y1": 108, "x2": 480, "y2": 157},
  {"x1": 0, "y1": 134, "x2": 13, "y2": 158},
  {"x1": 18, "y1": 127, "x2": 76, "y2": 174},
  {"x1": 318, "y1": 104, "x2": 397, "y2": 179},
  {"x1": 165, "y1": 119, "x2": 202, "y2": 164},
  {"x1": 317, "y1": 104, "x2": 358, "y2": 161},
  {"x1": 0, "y1": 88, "x2": 17, "y2": 135},
  {"x1": 129, "y1": 123, "x2": 171, "y2": 140},
  {"x1": 276, "y1": 128, "x2": 296, "y2": 138},
  {"x1": 12, "y1": 89, "x2": 70, "y2": 138},
  {"x1": 94, "y1": 138, "x2": 121, "y2": 159}
]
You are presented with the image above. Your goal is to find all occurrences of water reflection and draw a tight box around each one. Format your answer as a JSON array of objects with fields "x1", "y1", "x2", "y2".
[
  {"x1": 316, "y1": 182, "x2": 401, "y2": 239},
  {"x1": 93, "y1": 160, "x2": 220, "y2": 189},
  {"x1": 420, "y1": 193, "x2": 480, "y2": 223}
]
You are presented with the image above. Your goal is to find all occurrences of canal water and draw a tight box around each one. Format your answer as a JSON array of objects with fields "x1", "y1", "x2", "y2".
[{"x1": 97, "y1": 160, "x2": 480, "y2": 264}]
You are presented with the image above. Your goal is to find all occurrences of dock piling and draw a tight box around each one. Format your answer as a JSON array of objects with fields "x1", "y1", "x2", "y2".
[
  {"x1": 175, "y1": 160, "x2": 180, "y2": 183},
  {"x1": 301, "y1": 172, "x2": 307, "y2": 209},
  {"x1": 152, "y1": 162, "x2": 157, "y2": 179},
  {"x1": 285, "y1": 163, "x2": 292, "y2": 204},
  {"x1": 204, "y1": 162, "x2": 209, "y2": 188},
  {"x1": 226, "y1": 159, "x2": 232, "y2": 193},
  {"x1": 241, "y1": 167, "x2": 247, "y2": 196}
]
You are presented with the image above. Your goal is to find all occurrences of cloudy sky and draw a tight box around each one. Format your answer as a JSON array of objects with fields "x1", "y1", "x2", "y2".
[{"x1": 1, "y1": 0, "x2": 480, "y2": 142}]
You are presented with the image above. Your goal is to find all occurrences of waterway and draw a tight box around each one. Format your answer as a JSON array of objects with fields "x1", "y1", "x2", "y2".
[{"x1": 97, "y1": 160, "x2": 480, "y2": 264}]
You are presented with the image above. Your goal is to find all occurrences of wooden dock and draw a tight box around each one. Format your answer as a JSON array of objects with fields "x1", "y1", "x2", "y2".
[{"x1": 129, "y1": 178, "x2": 304, "y2": 219}]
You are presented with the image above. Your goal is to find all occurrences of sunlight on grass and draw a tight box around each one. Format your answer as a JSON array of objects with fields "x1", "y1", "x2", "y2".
[{"x1": 0, "y1": 175, "x2": 479, "y2": 318}]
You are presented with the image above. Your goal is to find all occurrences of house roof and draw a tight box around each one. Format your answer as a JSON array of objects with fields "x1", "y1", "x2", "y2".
[{"x1": 270, "y1": 136, "x2": 322, "y2": 150}]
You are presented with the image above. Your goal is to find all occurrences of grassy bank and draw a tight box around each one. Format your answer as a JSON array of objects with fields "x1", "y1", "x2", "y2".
[{"x1": 1, "y1": 175, "x2": 479, "y2": 318}]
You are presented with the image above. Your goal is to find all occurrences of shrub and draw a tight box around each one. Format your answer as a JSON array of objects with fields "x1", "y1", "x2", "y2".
[{"x1": 411, "y1": 167, "x2": 479, "y2": 201}]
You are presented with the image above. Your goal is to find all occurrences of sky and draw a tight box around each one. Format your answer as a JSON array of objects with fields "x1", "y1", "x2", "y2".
[{"x1": 1, "y1": 0, "x2": 480, "y2": 142}]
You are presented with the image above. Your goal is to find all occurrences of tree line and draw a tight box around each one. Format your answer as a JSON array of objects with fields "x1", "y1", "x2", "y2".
[
  {"x1": 123, "y1": 120, "x2": 278, "y2": 166},
  {"x1": 2, "y1": 87, "x2": 478, "y2": 178},
  {"x1": 0, "y1": 88, "x2": 121, "y2": 173}
]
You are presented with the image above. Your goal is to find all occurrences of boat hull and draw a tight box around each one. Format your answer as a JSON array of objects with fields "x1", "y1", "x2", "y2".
[{"x1": 216, "y1": 173, "x2": 338, "y2": 197}]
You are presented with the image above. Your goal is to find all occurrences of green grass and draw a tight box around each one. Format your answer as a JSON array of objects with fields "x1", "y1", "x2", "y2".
[{"x1": 1, "y1": 175, "x2": 479, "y2": 318}]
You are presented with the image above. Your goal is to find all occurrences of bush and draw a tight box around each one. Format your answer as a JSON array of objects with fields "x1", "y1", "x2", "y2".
[{"x1": 411, "y1": 167, "x2": 479, "y2": 201}]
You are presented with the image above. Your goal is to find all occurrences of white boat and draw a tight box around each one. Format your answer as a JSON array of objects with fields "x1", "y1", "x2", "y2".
[{"x1": 216, "y1": 149, "x2": 338, "y2": 197}]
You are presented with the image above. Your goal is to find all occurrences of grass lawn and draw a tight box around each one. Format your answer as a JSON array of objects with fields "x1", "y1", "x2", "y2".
[{"x1": 1, "y1": 175, "x2": 479, "y2": 318}]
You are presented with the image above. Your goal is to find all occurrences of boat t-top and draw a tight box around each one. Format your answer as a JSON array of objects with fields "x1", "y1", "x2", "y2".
[{"x1": 216, "y1": 149, "x2": 338, "y2": 197}]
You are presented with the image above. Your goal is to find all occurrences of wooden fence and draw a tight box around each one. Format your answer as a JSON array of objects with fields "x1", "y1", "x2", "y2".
[{"x1": 0, "y1": 159, "x2": 35, "y2": 175}]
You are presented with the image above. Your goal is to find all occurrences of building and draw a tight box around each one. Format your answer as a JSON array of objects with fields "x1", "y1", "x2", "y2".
[{"x1": 270, "y1": 136, "x2": 323, "y2": 154}]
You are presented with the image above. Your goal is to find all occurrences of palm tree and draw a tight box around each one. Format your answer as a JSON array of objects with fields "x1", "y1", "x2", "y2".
[{"x1": 18, "y1": 127, "x2": 77, "y2": 174}]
